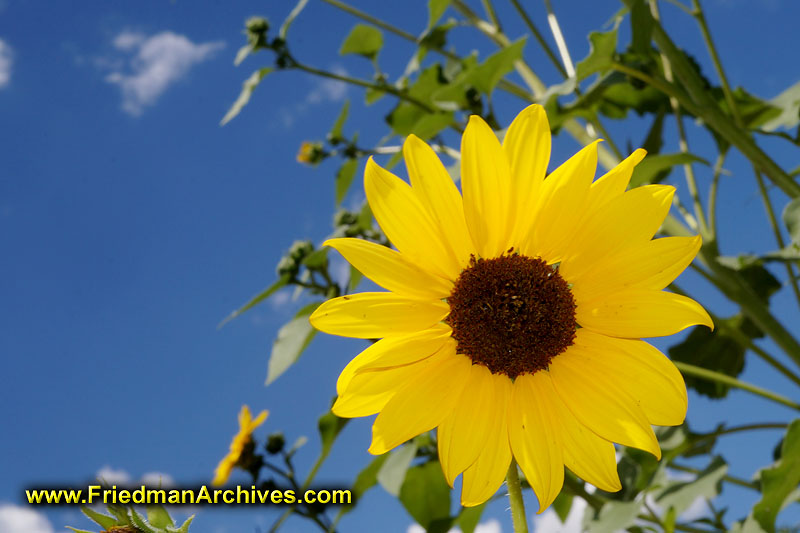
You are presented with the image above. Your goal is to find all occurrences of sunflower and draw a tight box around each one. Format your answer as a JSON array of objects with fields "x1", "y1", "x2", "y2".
[
  {"x1": 310, "y1": 104, "x2": 712, "y2": 510},
  {"x1": 212, "y1": 405, "x2": 268, "y2": 486}
]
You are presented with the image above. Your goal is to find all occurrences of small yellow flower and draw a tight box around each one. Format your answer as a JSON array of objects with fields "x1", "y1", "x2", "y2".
[
  {"x1": 310, "y1": 105, "x2": 713, "y2": 510},
  {"x1": 212, "y1": 405, "x2": 268, "y2": 486}
]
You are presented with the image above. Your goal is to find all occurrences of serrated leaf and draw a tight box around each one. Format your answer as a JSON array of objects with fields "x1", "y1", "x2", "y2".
[
  {"x1": 265, "y1": 302, "x2": 321, "y2": 384},
  {"x1": 335, "y1": 159, "x2": 358, "y2": 206},
  {"x1": 340, "y1": 24, "x2": 383, "y2": 59},
  {"x1": 129, "y1": 507, "x2": 156, "y2": 533},
  {"x1": 220, "y1": 67, "x2": 273, "y2": 126},
  {"x1": 629, "y1": 152, "x2": 709, "y2": 188},
  {"x1": 171, "y1": 514, "x2": 195, "y2": 533},
  {"x1": 657, "y1": 456, "x2": 727, "y2": 516},
  {"x1": 377, "y1": 442, "x2": 419, "y2": 497},
  {"x1": 66, "y1": 528, "x2": 96, "y2": 533},
  {"x1": 576, "y1": 29, "x2": 618, "y2": 80},
  {"x1": 471, "y1": 37, "x2": 526, "y2": 95},
  {"x1": 427, "y1": 0, "x2": 451, "y2": 29},
  {"x1": 329, "y1": 100, "x2": 350, "y2": 142},
  {"x1": 783, "y1": 198, "x2": 800, "y2": 245},
  {"x1": 552, "y1": 490, "x2": 574, "y2": 523},
  {"x1": 753, "y1": 420, "x2": 800, "y2": 532},
  {"x1": 455, "y1": 501, "x2": 486, "y2": 533},
  {"x1": 81, "y1": 505, "x2": 118, "y2": 530},
  {"x1": 219, "y1": 274, "x2": 291, "y2": 328},
  {"x1": 279, "y1": 0, "x2": 309, "y2": 39},
  {"x1": 147, "y1": 504, "x2": 174, "y2": 529},
  {"x1": 399, "y1": 461, "x2": 451, "y2": 530},
  {"x1": 318, "y1": 409, "x2": 349, "y2": 463}
]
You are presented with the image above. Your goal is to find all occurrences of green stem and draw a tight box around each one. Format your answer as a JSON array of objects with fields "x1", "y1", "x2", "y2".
[
  {"x1": 508, "y1": 0, "x2": 567, "y2": 77},
  {"x1": 506, "y1": 459, "x2": 529, "y2": 533},
  {"x1": 674, "y1": 361, "x2": 800, "y2": 411},
  {"x1": 481, "y1": 0, "x2": 502, "y2": 31},
  {"x1": 707, "y1": 151, "x2": 726, "y2": 239}
]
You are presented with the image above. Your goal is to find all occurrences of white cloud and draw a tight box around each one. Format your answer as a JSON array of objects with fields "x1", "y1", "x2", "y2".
[
  {"x1": 141, "y1": 471, "x2": 176, "y2": 487},
  {"x1": 104, "y1": 30, "x2": 224, "y2": 115},
  {"x1": 0, "y1": 38, "x2": 13, "y2": 88},
  {"x1": 96, "y1": 465, "x2": 132, "y2": 485},
  {"x1": 406, "y1": 519, "x2": 502, "y2": 533},
  {"x1": 305, "y1": 66, "x2": 348, "y2": 104},
  {"x1": 0, "y1": 503, "x2": 54, "y2": 533}
]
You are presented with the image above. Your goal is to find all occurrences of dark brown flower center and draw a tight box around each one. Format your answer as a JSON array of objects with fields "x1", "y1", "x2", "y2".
[{"x1": 445, "y1": 253, "x2": 577, "y2": 379}]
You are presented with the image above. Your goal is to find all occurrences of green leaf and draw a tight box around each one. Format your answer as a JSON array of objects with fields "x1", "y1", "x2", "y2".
[
  {"x1": 663, "y1": 506, "x2": 677, "y2": 533},
  {"x1": 318, "y1": 409, "x2": 349, "y2": 462},
  {"x1": 335, "y1": 159, "x2": 358, "y2": 206},
  {"x1": 427, "y1": 0, "x2": 451, "y2": 29},
  {"x1": 349, "y1": 264, "x2": 363, "y2": 292},
  {"x1": 279, "y1": 0, "x2": 309, "y2": 39},
  {"x1": 668, "y1": 314, "x2": 755, "y2": 399},
  {"x1": 147, "y1": 503, "x2": 174, "y2": 529},
  {"x1": 265, "y1": 302, "x2": 321, "y2": 384},
  {"x1": 399, "y1": 461, "x2": 451, "y2": 531},
  {"x1": 329, "y1": 100, "x2": 350, "y2": 143},
  {"x1": 762, "y1": 80, "x2": 800, "y2": 131},
  {"x1": 576, "y1": 29, "x2": 618, "y2": 80},
  {"x1": 552, "y1": 490, "x2": 574, "y2": 523},
  {"x1": 80, "y1": 506, "x2": 118, "y2": 530},
  {"x1": 219, "y1": 274, "x2": 291, "y2": 328},
  {"x1": 172, "y1": 514, "x2": 195, "y2": 533},
  {"x1": 455, "y1": 502, "x2": 486, "y2": 533},
  {"x1": 763, "y1": 243, "x2": 800, "y2": 262},
  {"x1": 377, "y1": 442, "x2": 419, "y2": 497},
  {"x1": 584, "y1": 499, "x2": 641, "y2": 533},
  {"x1": 340, "y1": 24, "x2": 384, "y2": 60},
  {"x1": 629, "y1": 153, "x2": 709, "y2": 188},
  {"x1": 657, "y1": 456, "x2": 727, "y2": 516},
  {"x1": 301, "y1": 248, "x2": 328, "y2": 270},
  {"x1": 334, "y1": 454, "x2": 391, "y2": 522},
  {"x1": 753, "y1": 420, "x2": 800, "y2": 532},
  {"x1": 220, "y1": 67, "x2": 273, "y2": 126},
  {"x1": 129, "y1": 508, "x2": 156, "y2": 533},
  {"x1": 782, "y1": 198, "x2": 800, "y2": 245},
  {"x1": 471, "y1": 37, "x2": 526, "y2": 95},
  {"x1": 66, "y1": 529, "x2": 95, "y2": 533},
  {"x1": 233, "y1": 44, "x2": 252, "y2": 66}
]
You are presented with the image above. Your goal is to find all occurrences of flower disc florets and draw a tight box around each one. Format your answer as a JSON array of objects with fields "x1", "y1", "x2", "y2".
[{"x1": 446, "y1": 253, "x2": 577, "y2": 379}]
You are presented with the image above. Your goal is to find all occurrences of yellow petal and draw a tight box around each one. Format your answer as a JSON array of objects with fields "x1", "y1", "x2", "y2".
[
  {"x1": 438, "y1": 363, "x2": 498, "y2": 487},
  {"x1": 460, "y1": 373, "x2": 512, "y2": 507},
  {"x1": 324, "y1": 238, "x2": 453, "y2": 300},
  {"x1": 503, "y1": 104, "x2": 550, "y2": 245},
  {"x1": 573, "y1": 330, "x2": 687, "y2": 426},
  {"x1": 369, "y1": 348, "x2": 471, "y2": 454},
  {"x1": 584, "y1": 149, "x2": 647, "y2": 213},
  {"x1": 461, "y1": 115, "x2": 512, "y2": 258},
  {"x1": 551, "y1": 392, "x2": 621, "y2": 492},
  {"x1": 365, "y1": 157, "x2": 460, "y2": 278},
  {"x1": 577, "y1": 289, "x2": 714, "y2": 338},
  {"x1": 560, "y1": 184, "x2": 675, "y2": 282},
  {"x1": 310, "y1": 292, "x2": 449, "y2": 339},
  {"x1": 508, "y1": 372, "x2": 564, "y2": 512},
  {"x1": 522, "y1": 140, "x2": 600, "y2": 263},
  {"x1": 549, "y1": 342, "x2": 661, "y2": 458},
  {"x1": 404, "y1": 135, "x2": 475, "y2": 268},
  {"x1": 336, "y1": 325, "x2": 452, "y2": 395},
  {"x1": 333, "y1": 356, "x2": 433, "y2": 418},
  {"x1": 571, "y1": 235, "x2": 702, "y2": 303}
]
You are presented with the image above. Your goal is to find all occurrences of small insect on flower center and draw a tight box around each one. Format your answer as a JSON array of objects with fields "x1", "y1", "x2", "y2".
[{"x1": 446, "y1": 253, "x2": 577, "y2": 379}]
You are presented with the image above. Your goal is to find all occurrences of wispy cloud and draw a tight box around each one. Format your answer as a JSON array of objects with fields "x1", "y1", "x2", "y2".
[
  {"x1": 96, "y1": 465, "x2": 132, "y2": 485},
  {"x1": 277, "y1": 65, "x2": 348, "y2": 128},
  {"x1": 0, "y1": 503, "x2": 54, "y2": 533},
  {"x1": 104, "y1": 31, "x2": 224, "y2": 115},
  {"x1": 0, "y1": 38, "x2": 12, "y2": 88}
]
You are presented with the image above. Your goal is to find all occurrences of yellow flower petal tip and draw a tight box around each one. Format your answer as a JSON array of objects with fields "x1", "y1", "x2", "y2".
[
  {"x1": 313, "y1": 105, "x2": 710, "y2": 509},
  {"x1": 212, "y1": 405, "x2": 268, "y2": 486}
]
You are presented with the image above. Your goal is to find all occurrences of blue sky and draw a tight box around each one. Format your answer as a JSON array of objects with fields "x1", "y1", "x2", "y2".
[{"x1": 1, "y1": 1, "x2": 799, "y2": 532}]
